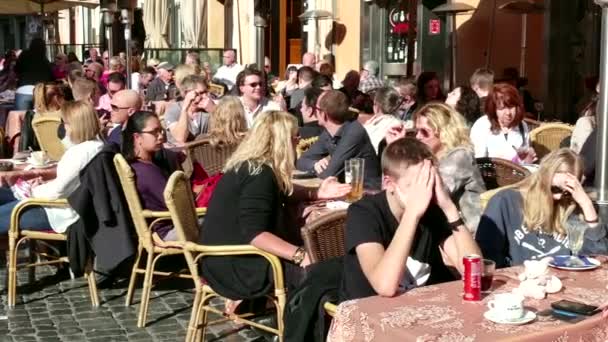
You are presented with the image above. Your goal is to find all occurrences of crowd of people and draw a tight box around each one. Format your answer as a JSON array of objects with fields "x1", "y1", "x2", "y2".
[{"x1": 1, "y1": 37, "x2": 607, "y2": 338}]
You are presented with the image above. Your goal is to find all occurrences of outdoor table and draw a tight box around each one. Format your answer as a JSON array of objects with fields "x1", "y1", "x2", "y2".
[
  {"x1": 0, "y1": 161, "x2": 57, "y2": 187},
  {"x1": 328, "y1": 262, "x2": 608, "y2": 342}
]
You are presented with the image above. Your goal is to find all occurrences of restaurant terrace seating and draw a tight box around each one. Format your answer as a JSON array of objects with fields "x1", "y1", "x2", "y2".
[
  {"x1": 32, "y1": 116, "x2": 65, "y2": 161},
  {"x1": 113, "y1": 154, "x2": 205, "y2": 328},
  {"x1": 181, "y1": 137, "x2": 237, "y2": 177},
  {"x1": 530, "y1": 122, "x2": 574, "y2": 160},
  {"x1": 476, "y1": 157, "x2": 530, "y2": 190},
  {"x1": 6, "y1": 198, "x2": 99, "y2": 308},
  {"x1": 301, "y1": 209, "x2": 348, "y2": 264},
  {"x1": 163, "y1": 170, "x2": 287, "y2": 342}
]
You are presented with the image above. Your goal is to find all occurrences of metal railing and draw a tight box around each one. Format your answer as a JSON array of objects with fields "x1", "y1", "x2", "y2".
[
  {"x1": 47, "y1": 44, "x2": 103, "y2": 63},
  {"x1": 142, "y1": 48, "x2": 227, "y2": 74}
]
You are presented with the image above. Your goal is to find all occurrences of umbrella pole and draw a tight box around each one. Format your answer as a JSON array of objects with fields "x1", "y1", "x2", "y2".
[
  {"x1": 520, "y1": 13, "x2": 527, "y2": 77},
  {"x1": 595, "y1": 1, "x2": 608, "y2": 222}
]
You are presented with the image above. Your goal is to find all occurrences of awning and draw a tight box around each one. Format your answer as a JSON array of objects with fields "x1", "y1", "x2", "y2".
[{"x1": 0, "y1": 0, "x2": 99, "y2": 15}]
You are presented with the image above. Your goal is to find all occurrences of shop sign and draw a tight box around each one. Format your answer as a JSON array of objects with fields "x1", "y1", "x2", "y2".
[{"x1": 429, "y1": 19, "x2": 441, "y2": 35}]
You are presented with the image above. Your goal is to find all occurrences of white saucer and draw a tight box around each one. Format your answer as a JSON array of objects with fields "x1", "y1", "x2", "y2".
[
  {"x1": 548, "y1": 256, "x2": 601, "y2": 271},
  {"x1": 484, "y1": 310, "x2": 536, "y2": 325}
]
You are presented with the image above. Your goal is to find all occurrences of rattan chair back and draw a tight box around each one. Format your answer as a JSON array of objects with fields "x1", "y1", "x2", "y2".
[
  {"x1": 113, "y1": 154, "x2": 154, "y2": 250},
  {"x1": 530, "y1": 123, "x2": 573, "y2": 160},
  {"x1": 32, "y1": 115, "x2": 65, "y2": 161},
  {"x1": 182, "y1": 137, "x2": 236, "y2": 176},
  {"x1": 301, "y1": 209, "x2": 348, "y2": 264},
  {"x1": 479, "y1": 186, "x2": 508, "y2": 211},
  {"x1": 163, "y1": 171, "x2": 200, "y2": 244},
  {"x1": 296, "y1": 136, "x2": 319, "y2": 159},
  {"x1": 475, "y1": 157, "x2": 530, "y2": 190}
]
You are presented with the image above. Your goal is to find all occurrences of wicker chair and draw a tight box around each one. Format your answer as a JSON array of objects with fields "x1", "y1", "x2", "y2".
[
  {"x1": 163, "y1": 171, "x2": 286, "y2": 342},
  {"x1": 479, "y1": 186, "x2": 508, "y2": 212},
  {"x1": 296, "y1": 136, "x2": 319, "y2": 159},
  {"x1": 6, "y1": 199, "x2": 99, "y2": 308},
  {"x1": 301, "y1": 210, "x2": 348, "y2": 264},
  {"x1": 32, "y1": 116, "x2": 65, "y2": 161},
  {"x1": 475, "y1": 157, "x2": 530, "y2": 190},
  {"x1": 113, "y1": 154, "x2": 205, "y2": 327},
  {"x1": 208, "y1": 82, "x2": 226, "y2": 98},
  {"x1": 523, "y1": 117, "x2": 541, "y2": 131},
  {"x1": 530, "y1": 123, "x2": 574, "y2": 159},
  {"x1": 181, "y1": 137, "x2": 237, "y2": 177}
]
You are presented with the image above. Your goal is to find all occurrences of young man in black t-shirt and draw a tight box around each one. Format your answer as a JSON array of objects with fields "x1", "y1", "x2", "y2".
[{"x1": 340, "y1": 138, "x2": 481, "y2": 301}]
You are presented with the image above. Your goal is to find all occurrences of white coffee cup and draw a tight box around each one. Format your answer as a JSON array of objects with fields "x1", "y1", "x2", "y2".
[
  {"x1": 487, "y1": 293, "x2": 524, "y2": 321},
  {"x1": 30, "y1": 151, "x2": 47, "y2": 166}
]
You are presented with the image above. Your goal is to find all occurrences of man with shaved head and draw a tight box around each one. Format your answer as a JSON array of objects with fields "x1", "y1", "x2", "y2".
[
  {"x1": 302, "y1": 52, "x2": 317, "y2": 68},
  {"x1": 106, "y1": 89, "x2": 142, "y2": 145},
  {"x1": 213, "y1": 49, "x2": 243, "y2": 92}
]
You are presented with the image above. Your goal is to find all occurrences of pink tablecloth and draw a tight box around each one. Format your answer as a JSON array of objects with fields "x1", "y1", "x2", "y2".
[
  {"x1": 328, "y1": 264, "x2": 608, "y2": 342},
  {"x1": 0, "y1": 163, "x2": 57, "y2": 187}
]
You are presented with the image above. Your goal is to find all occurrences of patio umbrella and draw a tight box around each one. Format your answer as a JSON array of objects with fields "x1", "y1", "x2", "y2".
[
  {"x1": 0, "y1": 0, "x2": 99, "y2": 15},
  {"x1": 181, "y1": 0, "x2": 207, "y2": 48},
  {"x1": 143, "y1": 0, "x2": 169, "y2": 48}
]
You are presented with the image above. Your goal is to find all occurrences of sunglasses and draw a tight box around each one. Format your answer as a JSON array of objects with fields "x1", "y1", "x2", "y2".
[
  {"x1": 140, "y1": 127, "x2": 165, "y2": 138},
  {"x1": 550, "y1": 186, "x2": 571, "y2": 197},
  {"x1": 416, "y1": 128, "x2": 434, "y2": 139},
  {"x1": 245, "y1": 82, "x2": 262, "y2": 88},
  {"x1": 111, "y1": 104, "x2": 130, "y2": 111}
]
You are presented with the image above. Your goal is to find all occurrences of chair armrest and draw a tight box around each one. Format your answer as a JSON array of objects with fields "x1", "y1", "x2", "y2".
[
  {"x1": 142, "y1": 210, "x2": 171, "y2": 218},
  {"x1": 323, "y1": 302, "x2": 337, "y2": 317},
  {"x1": 9, "y1": 198, "x2": 70, "y2": 235},
  {"x1": 195, "y1": 207, "x2": 206, "y2": 217},
  {"x1": 184, "y1": 242, "x2": 285, "y2": 293}
]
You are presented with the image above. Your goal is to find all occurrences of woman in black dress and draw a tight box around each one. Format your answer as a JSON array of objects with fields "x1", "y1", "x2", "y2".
[{"x1": 200, "y1": 110, "x2": 350, "y2": 311}]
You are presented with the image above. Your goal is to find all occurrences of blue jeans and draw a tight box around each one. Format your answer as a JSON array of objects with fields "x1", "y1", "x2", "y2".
[
  {"x1": 14, "y1": 93, "x2": 33, "y2": 111},
  {"x1": 0, "y1": 187, "x2": 50, "y2": 234}
]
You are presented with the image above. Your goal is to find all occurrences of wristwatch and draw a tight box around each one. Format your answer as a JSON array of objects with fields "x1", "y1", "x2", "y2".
[
  {"x1": 292, "y1": 247, "x2": 306, "y2": 266},
  {"x1": 448, "y1": 217, "x2": 465, "y2": 231}
]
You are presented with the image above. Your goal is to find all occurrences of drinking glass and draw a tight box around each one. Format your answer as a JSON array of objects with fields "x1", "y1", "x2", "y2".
[
  {"x1": 482, "y1": 259, "x2": 496, "y2": 292},
  {"x1": 345, "y1": 158, "x2": 364, "y2": 202},
  {"x1": 566, "y1": 215, "x2": 588, "y2": 263}
]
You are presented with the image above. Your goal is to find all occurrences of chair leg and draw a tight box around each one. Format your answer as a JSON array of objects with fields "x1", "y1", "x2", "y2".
[
  {"x1": 276, "y1": 293, "x2": 286, "y2": 342},
  {"x1": 185, "y1": 288, "x2": 202, "y2": 342},
  {"x1": 7, "y1": 233, "x2": 17, "y2": 308},
  {"x1": 85, "y1": 259, "x2": 100, "y2": 307},
  {"x1": 136, "y1": 251, "x2": 155, "y2": 328},
  {"x1": 27, "y1": 241, "x2": 35, "y2": 284},
  {"x1": 125, "y1": 246, "x2": 143, "y2": 307},
  {"x1": 195, "y1": 291, "x2": 211, "y2": 342}
]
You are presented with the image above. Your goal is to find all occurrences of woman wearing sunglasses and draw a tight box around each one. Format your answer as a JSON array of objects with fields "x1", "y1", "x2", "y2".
[
  {"x1": 476, "y1": 148, "x2": 608, "y2": 268},
  {"x1": 410, "y1": 102, "x2": 486, "y2": 233}
]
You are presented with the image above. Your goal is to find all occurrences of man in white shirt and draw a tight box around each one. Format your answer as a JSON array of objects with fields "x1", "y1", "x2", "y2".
[
  {"x1": 213, "y1": 49, "x2": 243, "y2": 92},
  {"x1": 302, "y1": 52, "x2": 317, "y2": 68},
  {"x1": 237, "y1": 68, "x2": 280, "y2": 128}
]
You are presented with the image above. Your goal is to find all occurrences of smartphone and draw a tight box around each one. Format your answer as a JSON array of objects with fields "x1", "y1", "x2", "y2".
[
  {"x1": 551, "y1": 309, "x2": 586, "y2": 323},
  {"x1": 551, "y1": 300, "x2": 599, "y2": 316}
]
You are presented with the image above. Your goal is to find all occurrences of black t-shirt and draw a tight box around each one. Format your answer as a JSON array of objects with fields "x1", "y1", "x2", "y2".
[
  {"x1": 339, "y1": 191, "x2": 455, "y2": 301},
  {"x1": 200, "y1": 163, "x2": 285, "y2": 300}
]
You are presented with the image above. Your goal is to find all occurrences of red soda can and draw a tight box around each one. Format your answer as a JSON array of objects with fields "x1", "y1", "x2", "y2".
[{"x1": 463, "y1": 254, "x2": 482, "y2": 301}]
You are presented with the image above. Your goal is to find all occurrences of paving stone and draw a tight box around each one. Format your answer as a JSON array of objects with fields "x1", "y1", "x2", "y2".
[{"x1": 1, "y1": 263, "x2": 258, "y2": 341}]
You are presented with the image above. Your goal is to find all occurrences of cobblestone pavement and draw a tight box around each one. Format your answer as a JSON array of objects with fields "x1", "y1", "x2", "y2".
[{"x1": 0, "y1": 254, "x2": 264, "y2": 342}]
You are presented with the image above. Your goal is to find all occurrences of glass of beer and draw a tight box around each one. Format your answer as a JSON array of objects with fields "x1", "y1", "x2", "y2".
[{"x1": 345, "y1": 158, "x2": 365, "y2": 202}]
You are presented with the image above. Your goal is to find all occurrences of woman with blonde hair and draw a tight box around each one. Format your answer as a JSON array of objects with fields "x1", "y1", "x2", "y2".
[
  {"x1": 206, "y1": 95, "x2": 247, "y2": 147},
  {"x1": 0, "y1": 100, "x2": 103, "y2": 233},
  {"x1": 199, "y1": 110, "x2": 350, "y2": 308},
  {"x1": 409, "y1": 102, "x2": 485, "y2": 232},
  {"x1": 19, "y1": 82, "x2": 66, "y2": 151},
  {"x1": 476, "y1": 148, "x2": 607, "y2": 268}
]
